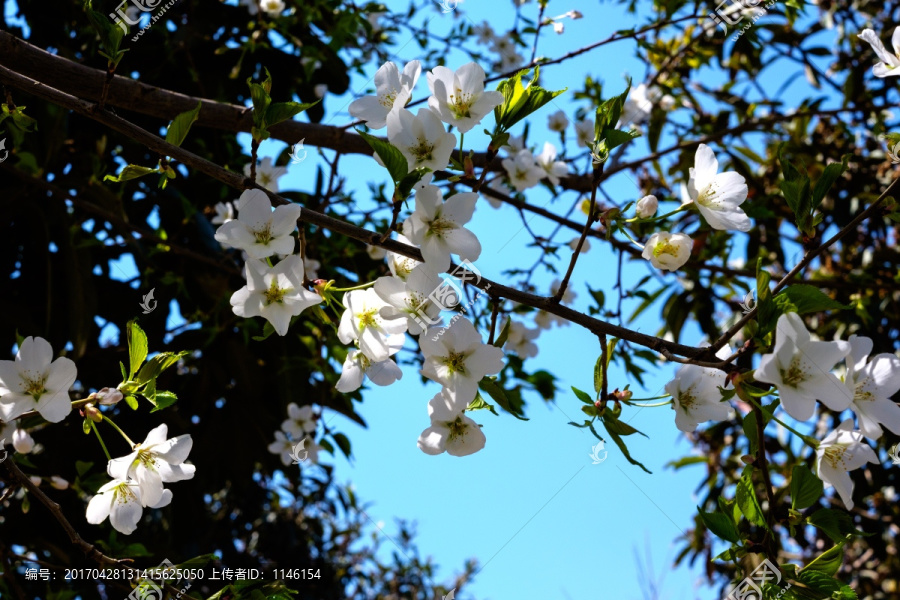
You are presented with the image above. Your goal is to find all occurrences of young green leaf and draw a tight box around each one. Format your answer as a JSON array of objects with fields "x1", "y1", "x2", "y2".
[
  {"x1": 790, "y1": 464, "x2": 824, "y2": 510},
  {"x1": 265, "y1": 100, "x2": 319, "y2": 128},
  {"x1": 126, "y1": 320, "x2": 148, "y2": 379},
  {"x1": 356, "y1": 130, "x2": 409, "y2": 184},
  {"x1": 165, "y1": 101, "x2": 202, "y2": 148},
  {"x1": 493, "y1": 66, "x2": 567, "y2": 133},
  {"x1": 493, "y1": 317, "x2": 512, "y2": 348},
  {"x1": 697, "y1": 506, "x2": 741, "y2": 543},
  {"x1": 149, "y1": 390, "x2": 178, "y2": 413},
  {"x1": 736, "y1": 472, "x2": 769, "y2": 530},
  {"x1": 572, "y1": 386, "x2": 594, "y2": 405},
  {"x1": 479, "y1": 378, "x2": 528, "y2": 420},
  {"x1": 811, "y1": 154, "x2": 850, "y2": 207},
  {"x1": 773, "y1": 285, "x2": 850, "y2": 315},
  {"x1": 104, "y1": 164, "x2": 160, "y2": 183}
]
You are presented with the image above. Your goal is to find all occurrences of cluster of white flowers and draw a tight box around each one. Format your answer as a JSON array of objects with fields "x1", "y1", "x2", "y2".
[
  {"x1": 267, "y1": 403, "x2": 322, "y2": 466},
  {"x1": 470, "y1": 22, "x2": 524, "y2": 71},
  {"x1": 499, "y1": 139, "x2": 569, "y2": 193},
  {"x1": 213, "y1": 186, "x2": 323, "y2": 337},
  {"x1": 668, "y1": 312, "x2": 900, "y2": 509},
  {"x1": 641, "y1": 144, "x2": 751, "y2": 272},
  {"x1": 87, "y1": 424, "x2": 195, "y2": 535},
  {"x1": 858, "y1": 26, "x2": 900, "y2": 78}
]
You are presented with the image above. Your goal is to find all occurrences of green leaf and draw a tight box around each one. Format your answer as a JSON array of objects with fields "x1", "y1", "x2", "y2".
[
  {"x1": 736, "y1": 472, "x2": 769, "y2": 530},
  {"x1": 247, "y1": 69, "x2": 273, "y2": 134},
  {"x1": 84, "y1": 4, "x2": 127, "y2": 65},
  {"x1": 493, "y1": 65, "x2": 567, "y2": 133},
  {"x1": 595, "y1": 82, "x2": 631, "y2": 136},
  {"x1": 779, "y1": 151, "x2": 814, "y2": 235},
  {"x1": 571, "y1": 386, "x2": 594, "y2": 405},
  {"x1": 742, "y1": 410, "x2": 759, "y2": 455},
  {"x1": 756, "y1": 258, "x2": 778, "y2": 337},
  {"x1": 265, "y1": 100, "x2": 318, "y2": 128},
  {"x1": 83, "y1": 418, "x2": 91, "y2": 434},
  {"x1": 149, "y1": 390, "x2": 177, "y2": 413},
  {"x1": 126, "y1": 320, "x2": 148, "y2": 379},
  {"x1": 600, "y1": 417, "x2": 652, "y2": 473},
  {"x1": 165, "y1": 101, "x2": 202, "y2": 148},
  {"x1": 396, "y1": 169, "x2": 428, "y2": 199},
  {"x1": 601, "y1": 411, "x2": 647, "y2": 438},
  {"x1": 774, "y1": 285, "x2": 850, "y2": 315},
  {"x1": 479, "y1": 378, "x2": 528, "y2": 420},
  {"x1": 332, "y1": 432, "x2": 352, "y2": 458},
  {"x1": 802, "y1": 539, "x2": 846, "y2": 577},
  {"x1": 467, "y1": 393, "x2": 499, "y2": 416},
  {"x1": 75, "y1": 461, "x2": 94, "y2": 477},
  {"x1": 136, "y1": 351, "x2": 189, "y2": 384},
  {"x1": 124, "y1": 395, "x2": 138, "y2": 410},
  {"x1": 790, "y1": 464, "x2": 824, "y2": 510},
  {"x1": 811, "y1": 154, "x2": 850, "y2": 207},
  {"x1": 593, "y1": 355, "x2": 603, "y2": 393},
  {"x1": 665, "y1": 456, "x2": 707, "y2": 469},
  {"x1": 493, "y1": 317, "x2": 512, "y2": 348},
  {"x1": 356, "y1": 130, "x2": 409, "y2": 184},
  {"x1": 697, "y1": 506, "x2": 741, "y2": 543},
  {"x1": 104, "y1": 164, "x2": 159, "y2": 183},
  {"x1": 807, "y1": 509, "x2": 867, "y2": 542}
]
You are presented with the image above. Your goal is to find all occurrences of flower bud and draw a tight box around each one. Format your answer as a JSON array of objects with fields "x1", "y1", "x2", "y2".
[
  {"x1": 84, "y1": 404, "x2": 103, "y2": 423},
  {"x1": 12, "y1": 429, "x2": 35, "y2": 454},
  {"x1": 568, "y1": 10, "x2": 583, "y2": 19},
  {"x1": 635, "y1": 195, "x2": 658, "y2": 219},
  {"x1": 95, "y1": 387, "x2": 124, "y2": 406},
  {"x1": 50, "y1": 476, "x2": 69, "y2": 490}
]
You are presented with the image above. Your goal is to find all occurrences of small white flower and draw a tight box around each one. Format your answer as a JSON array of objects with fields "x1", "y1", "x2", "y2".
[
  {"x1": 304, "y1": 257, "x2": 320, "y2": 280},
  {"x1": 682, "y1": 144, "x2": 751, "y2": 232},
  {"x1": 281, "y1": 402, "x2": 317, "y2": 439},
  {"x1": 552, "y1": 21, "x2": 565, "y2": 34},
  {"x1": 665, "y1": 350, "x2": 731, "y2": 432},
  {"x1": 402, "y1": 185, "x2": 482, "y2": 272},
  {"x1": 12, "y1": 429, "x2": 34, "y2": 454},
  {"x1": 335, "y1": 349, "x2": 403, "y2": 393},
  {"x1": 243, "y1": 157, "x2": 288, "y2": 192},
  {"x1": 50, "y1": 476, "x2": 69, "y2": 490},
  {"x1": 230, "y1": 255, "x2": 323, "y2": 336},
  {"x1": 642, "y1": 232, "x2": 692, "y2": 271},
  {"x1": 506, "y1": 321, "x2": 539, "y2": 358},
  {"x1": 568, "y1": 237, "x2": 590, "y2": 253},
  {"x1": 211, "y1": 201, "x2": 235, "y2": 225},
  {"x1": 107, "y1": 424, "x2": 195, "y2": 508},
  {"x1": 349, "y1": 60, "x2": 422, "y2": 129},
  {"x1": 86, "y1": 478, "x2": 172, "y2": 535},
  {"x1": 618, "y1": 83, "x2": 673, "y2": 127},
  {"x1": 374, "y1": 265, "x2": 444, "y2": 335},
  {"x1": 858, "y1": 28, "x2": 900, "y2": 78},
  {"x1": 472, "y1": 21, "x2": 495, "y2": 45},
  {"x1": 575, "y1": 118, "x2": 594, "y2": 148},
  {"x1": 366, "y1": 245, "x2": 388, "y2": 260},
  {"x1": 505, "y1": 134, "x2": 526, "y2": 155},
  {"x1": 755, "y1": 312, "x2": 852, "y2": 421},
  {"x1": 534, "y1": 142, "x2": 569, "y2": 186},
  {"x1": 842, "y1": 335, "x2": 900, "y2": 440},
  {"x1": 338, "y1": 289, "x2": 407, "y2": 362},
  {"x1": 314, "y1": 83, "x2": 328, "y2": 98},
  {"x1": 420, "y1": 317, "x2": 504, "y2": 406},
  {"x1": 417, "y1": 389, "x2": 486, "y2": 456},
  {"x1": 267, "y1": 431, "x2": 295, "y2": 465},
  {"x1": 427, "y1": 62, "x2": 504, "y2": 133},
  {"x1": 485, "y1": 177, "x2": 509, "y2": 209},
  {"x1": 214, "y1": 189, "x2": 302, "y2": 260},
  {"x1": 547, "y1": 110, "x2": 569, "y2": 133},
  {"x1": 635, "y1": 195, "x2": 658, "y2": 219},
  {"x1": 0, "y1": 336, "x2": 76, "y2": 423},
  {"x1": 386, "y1": 234, "x2": 422, "y2": 280},
  {"x1": 502, "y1": 149, "x2": 545, "y2": 192},
  {"x1": 260, "y1": 0, "x2": 285, "y2": 16},
  {"x1": 387, "y1": 107, "x2": 458, "y2": 172},
  {"x1": 815, "y1": 418, "x2": 879, "y2": 509}
]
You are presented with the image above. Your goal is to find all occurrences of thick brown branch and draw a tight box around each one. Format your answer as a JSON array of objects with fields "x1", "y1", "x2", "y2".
[{"x1": 0, "y1": 62, "x2": 715, "y2": 363}]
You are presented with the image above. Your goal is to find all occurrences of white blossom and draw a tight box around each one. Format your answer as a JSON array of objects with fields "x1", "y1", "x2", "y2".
[
  {"x1": 575, "y1": 118, "x2": 594, "y2": 148},
  {"x1": 635, "y1": 195, "x2": 658, "y2": 219},
  {"x1": 665, "y1": 349, "x2": 731, "y2": 432},
  {"x1": 842, "y1": 335, "x2": 900, "y2": 440},
  {"x1": 502, "y1": 149, "x2": 545, "y2": 192},
  {"x1": 349, "y1": 60, "x2": 422, "y2": 129},
  {"x1": 366, "y1": 244, "x2": 388, "y2": 260},
  {"x1": 427, "y1": 63, "x2": 504, "y2": 133},
  {"x1": 50, "y1": 476, "x2": 69, "y2": 490},
  {"x1": 568, "y1": 237, "x2": 590, "y2": 253},
  {"x1": 12, "y1": 429, "x2": 34, "y2": 454},
  {"x1": 547, "y1": 110, "x2": 569, "y2": 132},
  {"x1": 386, "y1": 234, "x2": 421, "y2": 280},
  {"x1": 506, "y1": 321, "x2": 539, "y2": 358},
  {"x1": 535, "y1": 142, "x2": 569, "y2": 186},
  {"x1": 417, "y1": 389, "x2": 486, "y2": 456},
  {"x1": 214, "y1": 189, "x2": 302, "y2": 259},
  {"x1": 420, "y1": 317, "x2": 504, "y2": 406},
  {"x1": 387, "y1": 107, "x2": 457, "y2": 172},
  {"x1": 260, "y1": 0, "x2": 285, "y2": 16},
  {"x1": 335, "y1": 349, "x2": 403, "y2": 393},
  {"x1": 314, "y1": 83, "x2": 328, "y2": 98},
  {"x1": 472, "y1": 21, "x2": 495, "y2": 45},
  {"x1": 815, "y1": 418, "x2": 879, "y2": 509},
  {"x1": 281, "y1": 403, "x2": 317, "y2": 439},
  {"x1": 618, "y1": 83, "x2": 673, "y2": 127},
  {"x1": 107, "y1": 424, "x2": 195, "y2": 508},
  {"x1": 755, "y1": 312, "x2": 851, "y2": 421},
  {"x1": 243, "y1": 157, "x2": 288, "y2": 192},
  {"x1": 0, "y1": 336, "x2": 76, "y2": 423},
  {"x1": 338, "y1": 288, "x2": 407, "y2": 362},
  {"x1": 858, "y1": 28, "x2": 900, "y2": 78},
  {"x1": 211, "y1": 201, "x2": 235, "y2": 225},
  {"x1": 642, "y1": 232, "x2": 692, "y2": 272},
  {"x1": 682, "y1": 144, "x2": 751, "y2": 232},
  {"x1": 86, "y1": 478, "x2": 172, "y2": 535},
  {"x1": 374, "y1": 265, "x2": 444, "y2": 335},
  {"x1": 402, "y1": 185, "x2": 482, "y2": 272},
  {"x1": 231, "y1": 255, "x2": 322, "y2": 336}
]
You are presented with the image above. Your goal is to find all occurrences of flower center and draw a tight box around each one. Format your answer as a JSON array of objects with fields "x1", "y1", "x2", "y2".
[
  {"x1": 114, "y1": 482, "x2": 139, "y2": 505},
  {"x1": 697, "y1": 183, "x2": 718, "y2": 207},
  {"x1": 410, "y1": 139, "x2": 434, "y2": 162},
  {"x1": 443, "y1": 351, "x2": 468, "y2": 374},
  {"x1": 653, "y1": 241, "x2": 680, "y2": 258},
  {"x1": 781, "y1": 357, "x2": 807, "y2": 387},
  {"x1": 263, "y1": 279, "x2": 288, "y2": 305},
  {"x1": 823, "y1": 445, "x2": 849, "y2": 469},
  {"x1": 252, "y1": 222, "x2": 274, "y2": 245},
  {"x1": 427, "y1": 217, "x2": 457, "y2": 238},
  {"x1": 21, "y1": 371, "x2": 47, "y2": 401},
  {"x1": 259, "y1": 172, "x2": 273, "y2": 186},
  {"x1": 853, "y1": 378, "x2": 875, "y2": 403},
  {"x1": 448, "y1": 87, "x2": 474, "y2": 119},
  {"x1": 380, "y1": 89, "x2": 399, "y2": 109},
  {"x1": 358, "y1": 308, "x2": 380, "y2": 330},
  {"x1": 447, "y1": 417, "x2": 468, "y2": 439},
  {"x1": 678, "y1": 390, "x2": 697, "y2": 411}
]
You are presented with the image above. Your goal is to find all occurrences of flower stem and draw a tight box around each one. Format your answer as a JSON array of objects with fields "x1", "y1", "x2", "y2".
[
  {"x1": 90, "y1": 421, "x2": 112, "y2": 461},
  {"x1": 747, "y1": 396, "x2": 819, "y2": 449},
  {"x1": 330, "y1": 281, "x2": 375, "y2": 292},
  {"x1": 625, "y1": 205, "x2": 687, "y2": 223},
  {"x1": 102, "y1": 415, "x2": 136, "y2": 448},
  {"x1": 624, "y1": 399, "x2": 673, "y2": 407}
]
